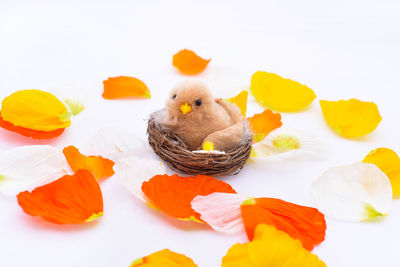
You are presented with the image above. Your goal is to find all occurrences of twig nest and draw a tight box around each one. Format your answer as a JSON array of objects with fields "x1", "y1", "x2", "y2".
[{"x1": 147, "y1": 110, "x2": 252, "y2": 176}]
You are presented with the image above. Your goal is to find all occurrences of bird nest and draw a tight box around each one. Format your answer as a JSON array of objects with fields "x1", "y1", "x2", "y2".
[{"x1": 147, "y1": 110, "x2": 253, "y2": 177}]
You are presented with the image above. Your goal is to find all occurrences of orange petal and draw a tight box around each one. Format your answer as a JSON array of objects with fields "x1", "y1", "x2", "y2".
[
  {"x1": 17, "y1": 169, "x2": 103, "y2": 224},
  {"x1": 0, "y1": 112, "x2": 65, "y2": 139},
  {"x1": 172, "y1": 49, "x2": 211, "y2": 75},
  {"x1": 247, "y1": 109, "x2": 282, "y2": 142},
  {"x1": 142, "y1": 174, "x2": 236, "y2": 221},
  {"x1": 131, "y1": 249, "x2": 197, "y2": 267},
  {"x1": 241, "y1": 198, "x2": 326, "y2": 251},
  {"x1": 63, "y1": 146, "x2": 115, "y2": 180},
  {"x1": 102, "y1": 76, "x2": 151, "y2": 99},
  {"x1": 228, "y1": 91, "x2": 248, "y2": 116}
]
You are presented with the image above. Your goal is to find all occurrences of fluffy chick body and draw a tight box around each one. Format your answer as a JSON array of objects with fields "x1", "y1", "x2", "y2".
[{"x1": 163, "y1": 80, "x2": 244, "y2": 151}]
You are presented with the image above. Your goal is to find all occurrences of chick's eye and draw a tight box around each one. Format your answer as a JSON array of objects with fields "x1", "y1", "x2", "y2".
[
  {"x1": 172, "y1": 94, "x2": 177, "y2": 99},
  {"x1": 195, "y1": 99, "x2": 202, "y2": 106}
]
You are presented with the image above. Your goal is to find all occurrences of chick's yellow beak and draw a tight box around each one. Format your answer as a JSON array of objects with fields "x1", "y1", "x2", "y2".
[{"x1": 180, "y1": 103, "x2": 192, "y2": 114}]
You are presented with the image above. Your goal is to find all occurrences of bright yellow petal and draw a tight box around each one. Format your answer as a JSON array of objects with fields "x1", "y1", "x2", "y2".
[
  {"x1": 250, "y1": 71, "x2": 316, "y2": 112},
  {"x1": 1, "y1": 89, "x2": 70, "y2": 131},
  {"x1": 131, "y1": 249, "x2": 197, "y2": 267},
  {"x1": 222, "y1": 224, "x2": 326, "y2": 267},
  {"x1": 227, "y1": 91, "x2": 248, "y2": 116},
  {"x1": 320, "y1": 99, "x2": 382, "y2": 138},
  {"x1": 362, "y1": 148, "x2": 400, "y2": 197}
]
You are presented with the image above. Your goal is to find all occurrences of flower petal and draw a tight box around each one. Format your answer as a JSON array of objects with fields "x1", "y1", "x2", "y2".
[
  {"x1": 115, "y1": 157, "x2": 166, "y2": 202},
  {"x1": 250, "y1": 71, "x2": 316, "y2": 112},
  {"x1": 320, "y1": 99, "x2": 382, "y2": 137},
  {"x1": 17, "y1": 169, "x2": 103, "y2": 224},
  {"x1": 130, "y1": 249, "x2": 197, "y2": 267},
  {"x1": 63, "y1": 146, "x2": 115, "y2": 180},
  {"x1": 227, "y1": 91, "x2": 248, "y2": 116},
  {"x1": 142, "y1": 174, "x2": 236, "y2": 221},
  {"x1": 64, "y1": 98, "x2": 85, "y2": 116},
  {"x1": 362, "y1": 148, "x2": 400, "y2": 198},
  {"x1": 102, "y1": 76, "x2": 151, "y2": 99},
  {"x1": 241, "y1": 198, "x2": 326, "y2": 250},
  {"x1": 172, "y1": 49, "x2": 211, "y2": 75},
  {"x1": 247, "y1": 109, "x2": 282, "y2": 142},
  {"x1": 222, "y1": 224, "x2": 326, "y2": 267},
  {"x1": 0, "y1": 145, "x2": 72, "y2": 196},
  {"x1": 1, "y1": 89, "x2": 71, "y2": 131},
  {"x1": 191, "y1": 192, "x2": 249, "y2": 234},
  {"x1": 0, "y1": 112, "x2": 65, "y2": 139},
  {"x1": 311, "y1": 163, "x2": 392, "y2": 221}
]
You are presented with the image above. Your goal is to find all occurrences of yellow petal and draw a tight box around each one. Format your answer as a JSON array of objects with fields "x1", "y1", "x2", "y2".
[
  {"x1": 131, "y1": 249, "x2": 197, "y2": 267},
  {"x1": 1, "y1": 89, "x2": 70, "y2": 131},
  {"x1": 320, "y1": 99, "x2": 382, "y2": 138},
  {"x1": 362, "y1": 148, "x2": 400, "y2": 197},
  {"x1": 227, "y1": 90, "x2": 248, "y2": 116},
  {"x1": 250, "y1": 71, "x2": 316, "y2": 112},
  {"x1": 222, "y1": 224, "x2": 326, "y2": 267}
]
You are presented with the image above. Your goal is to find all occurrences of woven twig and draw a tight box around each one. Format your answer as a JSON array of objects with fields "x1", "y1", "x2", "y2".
[{"x1": 147, "y1": 111, "x2": 252, "y2": 176}]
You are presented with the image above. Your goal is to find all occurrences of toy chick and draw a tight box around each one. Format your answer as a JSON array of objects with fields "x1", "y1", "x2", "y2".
[{"x1": 162, "y1": 80, "x2": 245, "y2": 151}]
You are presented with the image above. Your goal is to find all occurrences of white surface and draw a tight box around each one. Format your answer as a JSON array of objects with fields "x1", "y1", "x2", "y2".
[{"x1": 1, "y1": 0, "x2": 400, "y2": 266}]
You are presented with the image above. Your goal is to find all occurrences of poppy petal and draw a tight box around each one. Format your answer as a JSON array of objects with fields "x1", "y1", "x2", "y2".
[
  {"x1": 142, "y1": 174, "x2": 236, "y2": 221},
  {"x1": 17, "y1": 169, "x2": 103, "y2": 224},
  {"x1": 320, "y1": 99, "x2": 382, "y2": 137},
  {"x1": 102, "y1": 76, "x2": 151, "y2": 99},
  {"x1": 172, "y1": 49, "x2": 211, "y2": 75},
  {"x1": 222, "y1": 224, "x2": 326, "y2": 267},
  {"x1": 131, "y1": 249, "x2": 197, "y2": 267},
  {"x1": 247, "y1": 109, "x2": 282, "y2": 142},
  {"x1": 362, "y1": 148, "x2": 400, "y2": 197},
  {"x1": 64, "y1": 98, "x2": 85, "y2": 116},
  {"x1": 227, "y1": 91, "x2": 248, "y2": 116},
  {"x1": 63, "y1": 146, "x2": 115, "y2": 180},
  {"x1": 0, "y1": 145, "x2": 72, "y2": 196},
  {"x1": 1, "y1": 89, "x2": 71, "y2": 131},
  {"x1": 311, "y1": 163, "x2": 392, "y2": 221},
  {"x1": 250, "y1": 71, "x2": 316, "y2": 112}
]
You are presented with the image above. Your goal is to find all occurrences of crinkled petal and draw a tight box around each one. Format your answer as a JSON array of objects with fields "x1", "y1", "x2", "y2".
[
  {"x1": 17, "y1": 169, "x2": 103, "y2": 224},
  {"x1": 1, "y1": 89, "x2": 71, "y2": 131},
  {"x1": 191, "y1": 192, "x2": 249, "y2": 234},
  {"x1": 250, "y1": 71, "x2": 316, "y2": 112},
  {"x1": 114, "y1": 156, "x2": 166, "y2": 202},
  {"x1": 102, "y1": 76, "x2": 151, "y2": 99},
  {"x1": 227, "y1": 91, "x2": 248, "y2": 116},
  {"x1": 362, "y1": 148, "x2": 400, "y2": 198},
  {"x1": 0, "y1": 145, "x2": 72, "y2": 196},
  {"x1": 247, "y1": 109, "x2": 282, "y2": 142},
  {"x1": 172, "y1": 49, "x2": 211, "y2": 75},
  {"x1": 63, "y1": 146, "x2": 115, "y2": 180},
  {"x1": 131, "y1": 249, "x2": 197, "y2": 267},
  {"x1": 222, "y1": 224, "x2": 326, "y2": 267},
  {"x1": 311, "y1": 163, "x2": 392, "y2": 221},
  {"x1": 320, "y1": 99, "x2": 382, "y2": 137}
]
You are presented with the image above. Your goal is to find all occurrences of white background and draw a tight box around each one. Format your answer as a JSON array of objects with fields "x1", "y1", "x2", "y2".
[{"x1": 1, "y1": 0, "x2": 400, "y2": 266}]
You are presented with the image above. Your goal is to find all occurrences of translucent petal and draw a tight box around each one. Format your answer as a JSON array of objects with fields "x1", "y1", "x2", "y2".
[
  {"x1": 227, "y1": 90, "x2": 248, "y2": 116},
  {"x1": 0, "y1": 145, "x2": 72, "y2": 196},
  {"x1": 130, "y1": 249, "x2": 197, "y2": 267},
  {"x1": 311, "y1": 163, "x2": 392, "y2": 221}
]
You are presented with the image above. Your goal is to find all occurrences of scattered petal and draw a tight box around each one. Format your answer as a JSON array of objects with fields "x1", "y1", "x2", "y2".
[
  {"x1": 172, "y1": 49, "x2": 211, "y2": 75},
  {"x1": 311, "y1": 163, "x2": 392, "y2": 221},
  {"x1": 241, "y1": 197, "x2": 326, "y2": 250},
  {"x1": 362, "y1": 148, "x2": 400, "y2": 197},
  {"x1": 63, "y1": 146, "x2": 115, "y2": 180},
  {"x1": 115, "y1": 157, "x2": 166, "y2": 202},
  {"x1": 222, "y1": 224, "x2": 326, "y2": 267},
  {"x1": 131, "y1": 249, "x2": 197, "y2": 267},
  {"x1": 0, "y1": 145, "x2": 72, "y2": 196},
  {"x1": 64, "y1": 98, "x2": 85, "y2": 116},
  {"x1": 247, "y1": 109, "x2": 282, "y2": 142},
  {"x1": 17, "y1": 169, "x2": 103, "y2": 224},
  {"x1": 142, "y1": 174, "x2": 236, "y2": 221},
  {"x1": 102, "y1": 76, "x2": 151, "y2": 99},
  {"x1": 250, "y1": 71, "x2": 316, "y2": 112},
  {"x1": 227, "y1": 91, "x2": 248, "y2": 116},
  {"x1": 320, "y1": 99, "x2": 382, "y2": 137},
  {"x1": 1, "y1": 89, "x2": 71, "y2": 131}
]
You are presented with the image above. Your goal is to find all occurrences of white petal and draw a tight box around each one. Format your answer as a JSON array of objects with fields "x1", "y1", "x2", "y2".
[
  {"x1": 0, "y1": 145, "x2": 72, "y2": 196},
  {"x1": 310, "y1": 163, "x2": 392, "y2": 221},
  {"x1": 191, "y1": 192, "x2": 250, "y2": 234},
  {"x1": 192, "y1": 150, "x2": 226, "y2": 155},
  {"x1": 114, "y1": 156, "x2": 166, "y2": 201}
]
